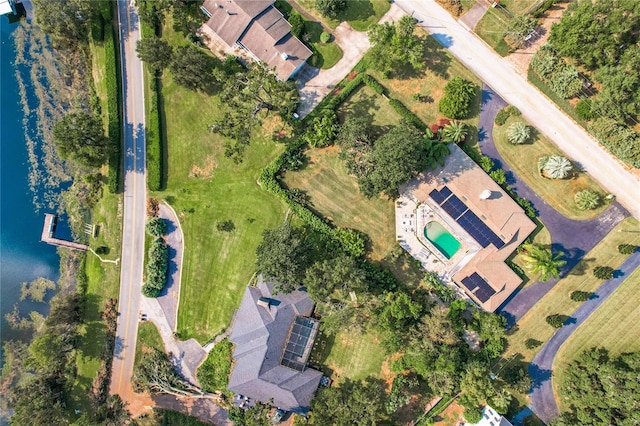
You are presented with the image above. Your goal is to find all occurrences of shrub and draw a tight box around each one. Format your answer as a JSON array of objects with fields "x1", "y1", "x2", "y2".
[
  {"x1": 320, "y1": 31, "x2": 331, "y2": 43},
  {"x1": 289, "y1": 12, "x2": 305, "y2": 39},
  {"x1": 361, "y1": 74, "x2": 385, "y2": 95},
  {"x1": 304, "y1": 110, "x2": 338, "y2": 148},
  {"x1": 525, "y1": 338, "x2": 542, "y2": 349},
  {"x1": 593, "y1": 266, "x2": 614, "y2": 280},
  {"x1": 478, "y1": 155, "x2": 495, "y2": 172},
  {"x1": 147, "y1": 197, "x2": 160, "y2": 217},
  {"x1": 618, "y1": 244, "x2": 638, "y2": 255},
  {"x1": 589, "y1": 117, "x2": 640, "y2": 168},
  {"x1": 464, "y1": 407, "x2": 483, "y2": 424},
  {"x1": 315, "y1": 0, "x2": 346, "y2": 18},
  {"x1": 143, "y1": 238, "x2": 169, "y2": 297},
  {"x1": 546, "y1": 314, "x2": 565, "y2": 328},
  {"x1": 216, "y1": 220, "x2": 235, "y2": 232},
  {"x1": 505, "y1": 106, "x2": 521, "y2": 116},
  {"x1": 574, "y1": 190, "x2": 600, "y2": 210},
  {"x1": 507, "y1": 121, "x2": 531, "y2": 145},
  {"x1": 146, "y1": 217, "x2": 167, "y2": 237},
  {"x1": 542, "y1": 155, "x2": 572, "y2": 179},
  {"x1": 438, "y1": 77, "x2": 477, "y2": 119},
  {"x1": 576, "y1": 99, "x2": 593, "y2": 120},
  {"x1": 570, "y1": 291, "x2": 591, "y2": 302},
  {"x1": 489, "y1": 169, "x2": 507, "y2": 186},
  {"x1": 197, "y1": 338, "x2": 233, "y2": 394},
  {"x1": 495, "y1": 109, "x2": 510, "y2": 126},
  {"x1": 388, "y1": 99, "x2": 425, "y2": 130}
]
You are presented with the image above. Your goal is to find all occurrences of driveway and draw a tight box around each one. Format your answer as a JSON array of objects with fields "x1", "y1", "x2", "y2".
[
  {"x1": 477, "y1": 85, "x2": 629, "y2": 325},
  {"x1": 529, "y1": 251, "x2": 640, "y2": 423},
  {"x1": 156, "y1": 203, "x2": 183, "y2": 331},
  {"x1": 458, "y1": 1, "x2": 488, "y2": 31},
  {"x1": 393, "y1": 0, "x2": 640, "y2": 220},
  {"x1": 295, "y1": 3, "x2": 406, "y2": 117}
]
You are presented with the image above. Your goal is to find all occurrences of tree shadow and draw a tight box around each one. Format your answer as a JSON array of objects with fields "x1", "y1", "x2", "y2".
[
  {"x1": 552, "y1": 243, "x2": 586, "y2": 276},
  {"x1": 528, "y1": 363, "x2": 551, "y2": 390},
  {"x1": 335, "y1": 0, "x2": 375, "y2": 24},
  {"x1": 424, "y1": 36, "x2": 452, "y2": 79},
  {"x1": 337, "y1": 89, "x2": 378, "y2": 129}
]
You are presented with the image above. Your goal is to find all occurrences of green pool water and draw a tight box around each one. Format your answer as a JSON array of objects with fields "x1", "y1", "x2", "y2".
[{"x1": 424, "y1": 221, "x2": 461, "y2": 259}]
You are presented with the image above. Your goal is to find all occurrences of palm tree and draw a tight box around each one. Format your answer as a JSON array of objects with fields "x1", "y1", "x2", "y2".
[
  {"x1": 506, "y1": 121, "x2": 531, "y2": 145},
  {"x1": 542, "y1": 155, "x2": 572, "y2": 179},
  {"x1": 441, "y1": 121, "x2": 468, "y2": 143},
  {"x1": 574, "y1": 190, "x2": 600, "y2": 210},
  {"x1": 520, "y1": 243, "x2": 566, "y2": 281}
]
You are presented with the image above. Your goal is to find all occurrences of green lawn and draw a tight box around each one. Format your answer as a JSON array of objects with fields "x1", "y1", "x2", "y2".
[
  {"x1": 296, "y1": 0, "x2": 390, "y2": 31},
  {"x1": 474, "y1": 0, "x2": 540, "y2": 56},
  {"x1": 135, "y1": 321, "x2": 164, "y2": 366},
  {"x1": 553, "y1": 266, "x2": 640, "y2": 413},
  {"x1": 504, "y1": 217, "x2": 640, "y2": 364},
  {"x1": 310, "y1": 329, "x2": 387, "y2": 382},
  {"x1": 366, "y1": 34, "x2": 482, "y2": 146},
  {"x1": 305, "y1": 21, "x2": 343, "y2": 69},
  {"x1": 157, "y1": 25, "x2": 287, "y2": 344},
  {"x1": 494, "y1": 115, "x2": 608, "y2": 220}
]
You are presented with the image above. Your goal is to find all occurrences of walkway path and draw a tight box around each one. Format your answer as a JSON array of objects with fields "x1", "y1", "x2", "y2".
[
  {"x1": 477, "y1": 85, "x2": 629, "y2": 325},
  {"x1": 393, "y1": 0, "x2": 640, "y2": 220},
  {"x1": 529, "y1": 251, "x2": 640, "y2": 423},
  {"x1": 295, "y1": 3, "x2": 405, "y2": 117}
]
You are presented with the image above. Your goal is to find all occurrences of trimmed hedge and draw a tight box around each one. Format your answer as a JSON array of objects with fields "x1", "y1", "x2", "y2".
[
  {"x1": 104, "y1": 6, "x2": 122, "y2": 193},
  {"x1": 146, "y1": 75, "x2": 163, "y2": 190},
  {"x1": 361, "y1": 74, "x2": 386, "y2": 96},
  {"x1": 142, "y1": 237, "x2": 169, "y2": 297},
  {"x1": 388, "y1": 99, "x2": 425, "y2": 130}
]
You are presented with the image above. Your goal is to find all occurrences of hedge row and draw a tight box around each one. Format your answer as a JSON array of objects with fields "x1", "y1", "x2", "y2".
[
  {"x1": 361, "y1": 74, "x2": 385, "y2": 96},
  {"x1": 388, "y1": 99, "x2": 426, "y2": 131},
  {"x1": 142, "y1": 238, "x2": 169, "y2": 298},
  {"x1": 104, "y1": 8, "x2": 122, "y2": 194}
]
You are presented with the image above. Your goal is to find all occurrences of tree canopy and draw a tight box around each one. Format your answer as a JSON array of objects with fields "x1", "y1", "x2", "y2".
[
  {"x1": 33, "y1": 0, "x2": 97, "y2": 47},
  {"x1": 169, "y1": 45, "x2": 221, "y2": 92},
  {"x1": 53, "y1": 112, "x2": 111, "y2": 167},
  {"x1": 520, "y1": 243, "x2": 565, "y2": 281},
  {"x1": 255, "y1": 223, "x2": 309, "y2": 294},
  {"x1": 438, "y1": 77, "x2": 477, "y2": 119},
  {"x1": 367, "y1": 16, "x2": 427, "y2": 77},
  {"x1": 136, "y1": 36, "x2": 174, "y2": 72},
  {"x1": 552, "y1": 348, "x2": 640, "y2": 425},
  {"x1": 315, "y1": 0, "x2": 346, "y2": 18}
]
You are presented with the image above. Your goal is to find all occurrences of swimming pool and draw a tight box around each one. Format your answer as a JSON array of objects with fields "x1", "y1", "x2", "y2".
[{"x1": 424, "y1": 221, "x2": 461, "y2": 259}]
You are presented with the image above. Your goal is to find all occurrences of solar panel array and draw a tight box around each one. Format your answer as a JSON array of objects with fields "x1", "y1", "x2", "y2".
[
  {"x1": 429, "y1": 186, "x2": 505, "y2": 249},
  {"x1": 281, "y1": 316, "x2": 318, "y2": 372},
  {"x1": 461, "y1": 273, "x2": 496, "y2": 303}
]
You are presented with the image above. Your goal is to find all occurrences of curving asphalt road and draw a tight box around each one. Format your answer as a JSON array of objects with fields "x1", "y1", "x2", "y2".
[
  {"x1": 394, "y1": 0, "x2": 640, "y2": 220},
  {"x1": 109, "y1": 0, "x2": 147, "y2": 407},
  {"x1": 529, "y1": 251, "x2": 640, "y2": 423},
  {"x1": 476, "y1": 86, "x2": 629, "y2": 325}
]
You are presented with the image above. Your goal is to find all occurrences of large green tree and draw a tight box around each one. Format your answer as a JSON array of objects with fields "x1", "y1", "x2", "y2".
[
  {"x1": 53, "y1": 112, "x2": 111, "y2": 167},
  {"x1": 368, "y1": 16, "x2": 427, "y2": 77},
  {"x1": 310, "y1": 378, "x2": 388, "y2": 425},
  {"x1": 315, "y1": 0, "x2": 346, "y2": 18},
  {"x1": 520, "y1": 243, "x2": 566, "y2": 281},
  {"x1": 255, "y1": 223, "x2": 309, "y2": 294},
  {"x1": 303, "y1": 255, "x2": 367, "y2": 302},
  {"x1": 211, "y1": 65, "x2": 300, "y2": 163},
  {"x1": 438, "y1": 77, "x2": 477, "y2": 119},
  {"x1": 32, "y1": 0, "x2": 97, "y2": 47},
  {"x1": 136, "y1": 36, "x2": 174, "y2": 73},
  {"x1": 169, "y1": 45, "x2": 221, "y2": 92}
]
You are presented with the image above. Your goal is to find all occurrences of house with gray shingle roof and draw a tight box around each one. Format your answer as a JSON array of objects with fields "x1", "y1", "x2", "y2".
[
  {"x1": 227, "y1": 277, "x2": 322, "y2": 413},
  {"x1": 201, "y1": 0, "x2": 312, "y2": 81}
]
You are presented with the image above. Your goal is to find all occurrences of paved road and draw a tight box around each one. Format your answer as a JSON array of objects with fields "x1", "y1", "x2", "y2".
[
  {"x1": 476, "y1": 86, "x2": 629, "y2": 325},
  {"x1": 109, "y1": 0, "x2": 147, "y2": 408},
  {"x1": 394, "y1": 0, "x2": 640, "y2": 220},
  {"x1": 529, "y1": 251, "x2": 640, "y2": 423}
]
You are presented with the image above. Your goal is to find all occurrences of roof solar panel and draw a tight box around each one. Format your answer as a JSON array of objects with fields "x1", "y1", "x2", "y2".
[
  {"x1": 461, "y1": 276, "x2": 478, "y2": 293},
  {"x1": 463, "y1": 273, "x2": 496, "y2": 303},
  {"x1": 440, "y1": 186, "x2": 452, "y2": 198},
  {"x1": 430, "y1": 189, "x2": 446, "y2": 205},
  {"x1": 442, "y1": 196, "x2": 468, "y2": 219}
]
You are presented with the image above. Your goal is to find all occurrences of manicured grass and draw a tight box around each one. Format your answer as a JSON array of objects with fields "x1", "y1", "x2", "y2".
[
  {"x1": 494, "y1": 115, "x2": 608, "y2": 220},
  {"x1": 366, "y1": 34, "x2": 483, "y2": 146},
  {"x1": 157, "y1": 25, "x2": 287, "y2": 344},
  {"x1": 305, "y1": 21, "x2": 343, "y2": 69},
  {"x1": 283, "y1": 146, "x2": 396, "y2": 260},
  {"x1": 135, "y1": 321, "x2": 164, "y2": 366},
  {"x1": 71, "y1": 189, "x2": 122, "y2": 412},
  {"x1": 553, "y1": 266, "x2": 640, "y2": 413},
  {"x1": 504, "y1": 217, "x2": 640, "y2": 364},
  {"x1": 310, "y1": 329, "x2": 387, "y2": 381},
  {"x1": 89, "y1": 40, "x2": 109, "y2": 129},
  {"x1": 296, "y1": 0, "x2": 390, "y2": 31},
  {"x1": 474, "y1": 9, "x2": 512, "y2": 56}
]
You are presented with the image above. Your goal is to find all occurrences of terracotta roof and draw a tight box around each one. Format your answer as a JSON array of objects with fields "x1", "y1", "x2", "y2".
[
  {"x1": 202, "y1": 0, "x2": 312, "y2": 80},
  {"x1": 402, "y1": 145, "x2": 536, "y2": 311}
]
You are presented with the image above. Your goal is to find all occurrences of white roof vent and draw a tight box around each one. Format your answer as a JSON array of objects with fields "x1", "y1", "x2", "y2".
[
  {"x1": 480, "y1": 189, "x2": 492, "y2": 200},
  {"x1": 281, "y1": 52, "x2": 289, "y2": 60}
]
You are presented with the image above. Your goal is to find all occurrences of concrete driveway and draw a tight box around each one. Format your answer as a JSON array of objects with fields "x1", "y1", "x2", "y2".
[{"x1": 296, "y1": 3, "x2": 406, "y2": 117}]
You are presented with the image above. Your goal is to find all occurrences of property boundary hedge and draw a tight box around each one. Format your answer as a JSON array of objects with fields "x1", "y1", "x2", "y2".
[{"x1": 104, "y1": 2, "x2": 122, "y2": 193}]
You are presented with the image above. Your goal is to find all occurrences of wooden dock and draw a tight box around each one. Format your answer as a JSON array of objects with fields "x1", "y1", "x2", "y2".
[{"x1": 41, "y1": 214, "x2": 88, "y2": 251}]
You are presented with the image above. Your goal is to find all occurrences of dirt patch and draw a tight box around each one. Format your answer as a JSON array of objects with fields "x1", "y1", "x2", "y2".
[
  {"x1": 434, "y1": 400, "x2": 465, "y2": 426},
  {"x1": 505, "y1": 3, "x2": 569, "y2": 76},
  {"x1": 189, "y1": 155, "x2": 217, "y2": 179}
]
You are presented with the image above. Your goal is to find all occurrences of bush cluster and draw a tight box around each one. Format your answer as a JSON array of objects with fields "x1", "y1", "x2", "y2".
[
  {"x1": 146, "y1": 217, "x2": 167, "y2": 237},
  {"x1": 104, "y1": 12, "x2": 122, "y2": 193},
  {"x1": 618, "y1": 244, "x2": 637, "y2": 255},
  {"x1": 438, "y1": 77, "x2": 477, "y2": 119},
  {"x1": 588, "y1": 117, "x2": 640, "y2": 168},
  {"x1": 361, "y1": 74, "x2": 385, "y2": 96},
  {"x1": 388, "y1": 99, "x2": 425, "y2": 131},
  {"x1": 531, "y1": 45, "x2": 583, "y2": 99},
  {"x1": 142, "y1": 238, "x2": 169, "y2": 297},
  {"x1": 593, "y1": 265, "x2": 614, "y2": 280}
]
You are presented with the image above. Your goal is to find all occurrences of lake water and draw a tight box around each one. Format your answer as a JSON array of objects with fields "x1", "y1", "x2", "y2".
[{"x1": 0, "y1": 15, "x2": 64, "y2": 343}]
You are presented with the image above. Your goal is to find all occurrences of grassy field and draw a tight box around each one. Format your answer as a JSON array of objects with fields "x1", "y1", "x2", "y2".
[
  {"x1": 296, "y1": 0, "x2": 390, "y2": 31},
  {"x1": 135, "y1": 321, "x2": 165, "y2": 365},
  {"x1": 504, "y1": 217, "x2": 640, "y2": 364},
  {"x1": 310, "y1": 329, "x2": 387, "y2": 382},
  {"x1": 553, "y1": 266, "x2": 640, "y2": 413},
  {"x1": 305, "y1": 20, "x2": 343, "y2": 69},
  {"x1": 157, "y1": 24, "x2": 287, "y2": 344},
  {"x1": 474, "y1": 0, "x2": 540, "y2": 56},
  {"x1": 494, "y1": 115, "x2": 608, "y2": 220},
  {"x1": 366, "y1": 34, "x2": 482, "y2": 147}
]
